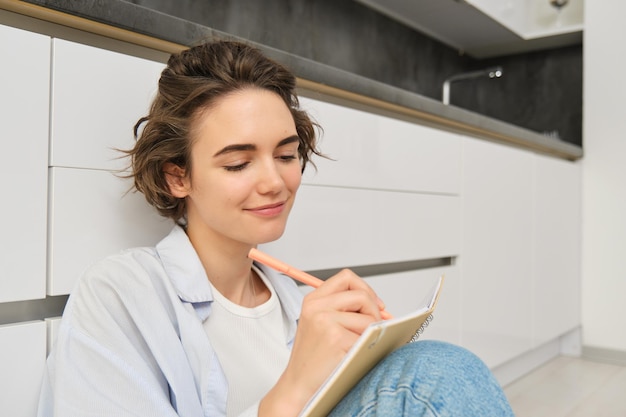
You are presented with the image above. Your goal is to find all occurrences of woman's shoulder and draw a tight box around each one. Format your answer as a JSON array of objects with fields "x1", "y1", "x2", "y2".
[
  {"x1": 78, "y1": 246, "x2": 165, "y2": 292},
  {"x1": 66, "y1": 246, "x2": 178, "y2": 325}
]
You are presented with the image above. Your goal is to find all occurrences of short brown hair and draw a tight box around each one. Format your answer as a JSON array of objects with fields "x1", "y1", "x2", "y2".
[{"x1": 125, "y1": 40, "x2": 321, "y2": 223}]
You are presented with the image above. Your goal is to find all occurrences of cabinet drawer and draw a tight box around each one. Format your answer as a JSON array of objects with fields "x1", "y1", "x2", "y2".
[
  {"x1": 300, "y1": 97, "x2": 461, "y2": 195},
  {"x1": 533, "y1": 155, "x2": 581, "y2": 345},
  {"x1": 299, "y1": 266, "x2": 460, "y2": 345},
  {"x1": 0, "y1": 24, "x2": 49, "y2": 302},
  {"x1": 461, "y1": 137, "x2": 534, "y2": 367},
  {"x1": 366, "y1": 266, "x2": 460, "y2": 345},
  {"x1": 0, "y1": 321, "x2": 46, "y2": 417},
  {"x1": 45, "y1": 317, "x2": 62, "y2": 356},
  {"x1": 50, "y1": 38, "x2": 164, "y2": 170},
  {"x1": 47, "y1": 167, "x2": 172, "y2": 295},
  {"x1": 261, "y1": 184, "x2": 460, "y2": 271}
]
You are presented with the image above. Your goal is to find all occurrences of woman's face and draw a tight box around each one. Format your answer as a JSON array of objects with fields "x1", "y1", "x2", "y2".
[{"x1": 173, "y1": 88, "x2": 302, "y2": 248}]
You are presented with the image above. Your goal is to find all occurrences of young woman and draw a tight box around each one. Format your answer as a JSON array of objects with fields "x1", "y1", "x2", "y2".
[{"x1": 38, "y1": 40, "x2": 514, "y2": 417}]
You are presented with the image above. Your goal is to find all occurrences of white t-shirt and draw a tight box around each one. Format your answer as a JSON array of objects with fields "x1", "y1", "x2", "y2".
[{"x1": 203, "y1": 266, "x2": 291, "y2": 416}]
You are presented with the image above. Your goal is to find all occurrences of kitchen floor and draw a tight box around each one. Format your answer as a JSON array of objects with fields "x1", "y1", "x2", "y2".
[{"x1": 503, "y1": 355, "x2": 626, "y2": 416}]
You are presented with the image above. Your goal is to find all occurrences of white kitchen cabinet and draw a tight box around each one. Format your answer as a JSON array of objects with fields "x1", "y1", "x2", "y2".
[
  {"x1": 461, "y1": 137, "x2": 534, "y2": 368},
  {"x1": 47, "y1": 167, "x2": 172, "y2": 295},
  {"x1": 365, "y1": 265, "x2": 461, "y2": 345},
  {"x1": 45, "y1": 317, "x2": 62, "y2": 355},
  {"x1": 466, "y1": 0, "x2": 583, "y2": 38},
  {"x1": 299, "y1": 265, "x2": 460, "y2": 345},
  {"x1": 0, "y1": 24, "x2": 49, "y2": 302},
  {"x1": 0, "y1": 321, "x2": 46, "y2": 417},
  {"x1": 532, "y1": 154, "x2": 581, "y2": 346},
  {"x1": 50, "y1": 38, "x2": 165, "y2": 171},
  {"x1": 261, "y1": 184, "x2": 460, "y2": 272},
  {"x1": 300, "y1": 97, "x2": 462, "y2": 195}
]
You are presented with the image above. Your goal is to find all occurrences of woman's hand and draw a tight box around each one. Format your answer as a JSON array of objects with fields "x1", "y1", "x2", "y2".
[{"x1": 259, "y1": 269, "x2": 383, "y2": 417}]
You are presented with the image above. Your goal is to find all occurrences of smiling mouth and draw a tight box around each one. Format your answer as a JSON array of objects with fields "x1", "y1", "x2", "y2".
[{"x1": 245, "y1": 202, "x2": 286, "y2": 217}]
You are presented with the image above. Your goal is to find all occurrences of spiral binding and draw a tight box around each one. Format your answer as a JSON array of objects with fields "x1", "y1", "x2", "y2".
[{"x1": 409, "y1": 314, "x2": 434, "y2": 343}]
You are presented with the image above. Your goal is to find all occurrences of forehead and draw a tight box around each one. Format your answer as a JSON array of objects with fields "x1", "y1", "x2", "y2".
[{"x1": 190, "y1": 88, "x2": 296, "y2": 150}]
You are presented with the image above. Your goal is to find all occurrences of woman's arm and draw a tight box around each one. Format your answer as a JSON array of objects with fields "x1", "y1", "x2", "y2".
[{"x1": 259, "y1": 269, "x2": 383, "y2": 417}]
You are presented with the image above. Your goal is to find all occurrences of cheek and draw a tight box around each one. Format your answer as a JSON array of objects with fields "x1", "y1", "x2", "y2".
[{"x1": 285, "y1": 165, "x2": 302, "y2": 191}]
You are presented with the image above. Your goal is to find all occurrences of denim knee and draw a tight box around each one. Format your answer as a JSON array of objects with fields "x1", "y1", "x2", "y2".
[{"x1": 330, "y1": 340, "x2": 515, "y2": 417}]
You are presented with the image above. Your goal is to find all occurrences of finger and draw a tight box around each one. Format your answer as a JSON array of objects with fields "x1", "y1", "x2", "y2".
[
  {"x1": 331, "y1": 311, "x2": 379, "y2": 336},
  {"x1": 317, "y1": 269, "x2": 387, "y2": 311},
  {"x1": 307, "y1": 287, "x2": 382, "y2": 321}
]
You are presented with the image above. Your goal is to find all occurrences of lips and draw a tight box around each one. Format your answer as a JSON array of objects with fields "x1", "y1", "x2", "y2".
[{"x1": 245, "y1": 201, "x2": 286, "y2": 217}]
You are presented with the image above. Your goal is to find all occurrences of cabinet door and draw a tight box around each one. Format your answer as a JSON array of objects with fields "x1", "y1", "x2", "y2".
[
  {"x1": 461, "y1": 138, "x2": 533, "y2": 368},
  {"x1": 50, "y1": 38, "x2": 165, "y2": 171},
  {"x1": 0, "y1": 24, "x2": 49, "y2": 302},
  {"x1": 533, "y1": 155, "x2": 581, "y2": 345},
  {"x1": 48, "y1": 167, "x2": 172, "y2": 295},
  {"x1": 365, "y1": 266, "x2": 461, "y2": 345},
  {"x1": 261, "y1": 184, "x2": 460, "y2": 271},
  {"x1": 300, "y1": 97, "x2": 462, "y2": 195},
  {"x1": 45, "y1": 317, "x2": 62, "y2": 355},
  {"x1": 298, "y1": 266, "x2": 460, "y2": 345},
  {"x1": 0, "y1": 321, "x2": 47, "y2": 417}
]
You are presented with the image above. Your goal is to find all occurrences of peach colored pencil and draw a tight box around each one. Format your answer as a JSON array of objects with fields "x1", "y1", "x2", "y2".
[{"x1": 248, "y1": 248, "x2": 392, "y2": 320}]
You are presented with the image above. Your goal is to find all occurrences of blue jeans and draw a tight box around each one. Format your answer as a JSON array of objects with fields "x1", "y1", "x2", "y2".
[{"x1": 329, "y1": 340, "x2": 515, "y2": 417}]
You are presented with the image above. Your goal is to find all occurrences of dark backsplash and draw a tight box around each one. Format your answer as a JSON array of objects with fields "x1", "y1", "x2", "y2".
[{"x1": 128, "y1": 0, "x2": 582, "y2": 147}]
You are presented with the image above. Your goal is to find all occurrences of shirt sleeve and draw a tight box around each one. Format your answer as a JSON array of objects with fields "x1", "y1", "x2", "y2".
[
  {"x1": 38, "y1": 324, "x2": 180, "y2": 417},
  {"x1": 37, "y1": 255, "x2": 204, "y2": 417}
]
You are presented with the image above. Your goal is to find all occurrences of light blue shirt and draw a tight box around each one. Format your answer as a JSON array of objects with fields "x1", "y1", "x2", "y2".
[{"x1": 38, "y1": 225, "x2": 304, "y2": 417}]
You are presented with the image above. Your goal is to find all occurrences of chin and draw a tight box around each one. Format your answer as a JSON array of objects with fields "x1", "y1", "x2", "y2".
[{"x1": 255, "y1": 227, "x2": 287, "y2": 245}]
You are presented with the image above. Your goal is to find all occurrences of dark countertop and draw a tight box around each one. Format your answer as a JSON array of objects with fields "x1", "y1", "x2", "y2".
[{"x1": 10, "y1": 0, "x2": 583, "y2": 160}]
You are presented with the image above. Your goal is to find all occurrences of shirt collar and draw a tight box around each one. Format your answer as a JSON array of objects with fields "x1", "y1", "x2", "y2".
[
  {"x1": 155, "y1": 225, "x2": 302, "y2": 329},
  {"x1": 156, "y1": 225, "x2": 214, "y2": 305}
]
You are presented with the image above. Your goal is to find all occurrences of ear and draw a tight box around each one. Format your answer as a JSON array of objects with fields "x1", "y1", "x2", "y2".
[{"x1": 163, "y1": 162, "x2": 190, "y2": 198}]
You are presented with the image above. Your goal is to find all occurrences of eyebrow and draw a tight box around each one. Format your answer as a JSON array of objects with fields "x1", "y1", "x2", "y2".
[{"x1": 213, "y1": 135, "x2": 300, "y2": 157}]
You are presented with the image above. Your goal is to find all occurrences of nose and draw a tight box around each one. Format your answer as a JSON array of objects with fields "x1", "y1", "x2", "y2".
[{"x1": 256, "y1": 158, "x2": 284, "y2": 195}]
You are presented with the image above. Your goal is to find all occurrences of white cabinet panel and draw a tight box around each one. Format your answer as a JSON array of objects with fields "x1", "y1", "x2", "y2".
[
  {"x1": 0, "y1": 321, "x2": 46, "y2": 417},
  {"x1": 300, "y1": 97, "x2": 462, "y2": 195},
  {"x1": 50, "y1": 39, "x2": 164, "y2": 171},
  {"x1": 366, "y1": 266, "x2": 461, "y2": 345},
  {"x1": 261, "y1": 184, "x2": 460, "y2": 271},
  {"x1": 48, "y1": 167, "x2": 172, "y2": 295},
  {"x1": 299, "y1": 266, "x2": 460, "y2": 345},
  {"x1": 461, "y1": 138, "x2": 533, "y2": 368},
  {"x1": 0, "y1": 24, "x2": 49, "y2": 302},
  {"x1": 45, "y1": 317, "x2": 62, "y2": 355},
  {"x1": 533, "y1": 155, "x2": 581, "y2": 345}
]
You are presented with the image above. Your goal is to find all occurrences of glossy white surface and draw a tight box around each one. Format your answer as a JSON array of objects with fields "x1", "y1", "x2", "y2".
[
  {"x1": 0, "y1": 24, "x2": 49, "y2": 302},
  {"x1": 467, "y1": 0, "x2": 584, "y2": 38},
  {"x1": 532, "y1": 155, "x2": 581, "y2": 346},
  {"x1": 50, "y1": 38, "x2": 164, "y2": 171},
  {"x1": 365, "y1": 266, "x2": 461, "y2": 345},
  {"x1": 0, "y1": 321, "x2": 46, "y2": 417},
  {"x1": 300, "y1": 97, "x2": 462, "y2": 195},
  {"x1": 47, "y1": 167, "x2": 172, "y2": 295},
  {"x1": 298, "y1": 266, "x2": 460, "y2": 345},
  {"x1": 261, "y1": 184, "x2": 460, "y2": 271},
  {"x1": 45, "y1": 317, "x2": 61, "y2": 355},
  {"x1": 461, "y1": 137, "x2": 534, "y2": 367}
]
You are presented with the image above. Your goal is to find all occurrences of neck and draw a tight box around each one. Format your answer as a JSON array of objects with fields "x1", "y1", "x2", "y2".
[{"x1": 184, "y1": 223, "x2": 268, "y2": 307}]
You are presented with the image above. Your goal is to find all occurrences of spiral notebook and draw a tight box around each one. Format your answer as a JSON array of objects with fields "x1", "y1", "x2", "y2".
[{"x1": 299, "y1": 275, "x2": 445, "y2": 417}]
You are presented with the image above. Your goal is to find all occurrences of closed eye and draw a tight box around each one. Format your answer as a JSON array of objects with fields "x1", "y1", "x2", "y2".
[
  {"x1": 224, "y1": 161, "x2": 250, "y2": 172},
  {"x1": 277, "y1": 154, "x2": 298, "y2": 162}
]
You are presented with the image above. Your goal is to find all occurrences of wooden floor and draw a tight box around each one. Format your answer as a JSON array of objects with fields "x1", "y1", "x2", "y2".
[{"x1": 503, "y1": 355, "x2": 626, "y2": 416}]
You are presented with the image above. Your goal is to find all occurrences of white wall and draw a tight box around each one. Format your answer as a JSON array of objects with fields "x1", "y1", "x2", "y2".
[{"x1": 582, "y1": 1, "x2": 626, "y2": 351}]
